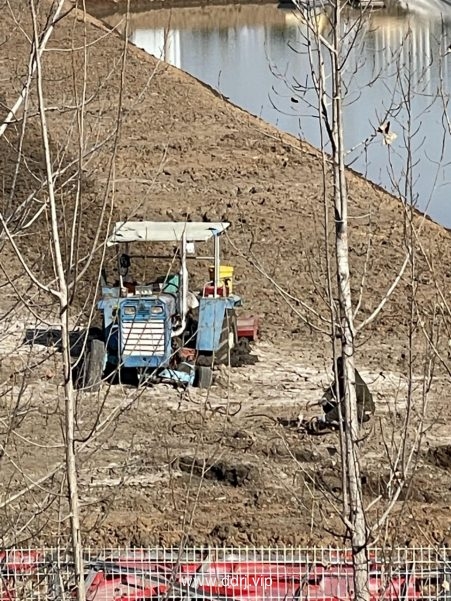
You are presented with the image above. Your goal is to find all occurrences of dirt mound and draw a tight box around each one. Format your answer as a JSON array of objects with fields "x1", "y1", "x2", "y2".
[
  {"x1": 176, "y1": 455, "x2": 259, "y2": 487},
  {"x1": 2, "y1": 1, "x2": 451, "y2": 355}
]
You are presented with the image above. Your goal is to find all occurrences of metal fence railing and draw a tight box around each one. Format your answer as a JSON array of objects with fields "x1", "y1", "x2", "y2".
[{"x1": 1, "y1": 546, "x2": 451, "y2": 600}]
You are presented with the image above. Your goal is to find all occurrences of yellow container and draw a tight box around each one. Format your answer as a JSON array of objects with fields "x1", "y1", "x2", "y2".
[{"x1": 209, "y1": 265, "x2": 234, "y2": 292}]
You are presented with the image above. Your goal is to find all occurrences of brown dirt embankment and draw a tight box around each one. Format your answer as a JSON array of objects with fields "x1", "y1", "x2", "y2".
[{"x1": 2, "y1": 1, "x2": 451, "y2": 356}]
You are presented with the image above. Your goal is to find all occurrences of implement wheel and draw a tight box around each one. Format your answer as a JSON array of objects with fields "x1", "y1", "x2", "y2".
[{"x1": 194, "y1": 365, "x2": 213, "y2": 389}]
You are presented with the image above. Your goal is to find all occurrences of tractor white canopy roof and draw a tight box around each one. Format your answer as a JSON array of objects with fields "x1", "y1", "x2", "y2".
[{"x1": 107, "y1": 221, "x2": 230, "y2": 245}]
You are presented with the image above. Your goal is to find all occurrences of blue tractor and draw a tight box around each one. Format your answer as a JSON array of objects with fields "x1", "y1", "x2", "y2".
[{"x1": 76, "y1": 221, "x2": 245, "y2": 391}]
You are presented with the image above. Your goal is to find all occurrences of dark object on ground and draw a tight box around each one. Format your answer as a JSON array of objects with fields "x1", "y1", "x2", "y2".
[{"x1": 315, "y1": 357, "x2": 375, "y2": 431}]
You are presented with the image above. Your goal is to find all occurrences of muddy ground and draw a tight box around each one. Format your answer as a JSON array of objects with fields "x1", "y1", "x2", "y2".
[{"x1": 1, "y1": 0, "x2": 451, "y2": 547}]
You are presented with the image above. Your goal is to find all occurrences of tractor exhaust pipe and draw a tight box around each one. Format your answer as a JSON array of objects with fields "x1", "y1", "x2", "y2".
[{"x1": 172, "y1": 230, "x2": 188, "y2": 337}]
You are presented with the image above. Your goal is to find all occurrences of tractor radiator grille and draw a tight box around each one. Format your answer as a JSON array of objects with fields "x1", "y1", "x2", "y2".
[{"x1": 122, "y1": 320, "x2": 165, "y2": 356}]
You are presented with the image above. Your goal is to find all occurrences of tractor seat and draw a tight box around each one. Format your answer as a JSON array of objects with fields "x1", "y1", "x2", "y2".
[
  {"x1": 203, "y1": 282, "x2": 230, "y2": 297},
  {"x1": 150, "y1": 274, "x2": 180, "y2": 295}
]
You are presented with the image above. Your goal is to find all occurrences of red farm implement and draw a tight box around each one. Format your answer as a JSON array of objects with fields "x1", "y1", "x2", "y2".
[{"x1": 0, "y1": 549, "x2": 449, "y2": 601}]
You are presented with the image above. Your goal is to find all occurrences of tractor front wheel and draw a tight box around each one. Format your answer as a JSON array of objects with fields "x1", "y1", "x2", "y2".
[{"x1": 77, "y1": 338, "x2": 105, "y2": 392}]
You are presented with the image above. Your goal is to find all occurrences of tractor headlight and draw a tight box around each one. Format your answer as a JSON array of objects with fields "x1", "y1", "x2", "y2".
[
  {"x1": 150, "y1": 306, "x2": 164, "y2": 314},
  {"x1": 124, "y1": 306, "x2": 136, "y2": 316}
]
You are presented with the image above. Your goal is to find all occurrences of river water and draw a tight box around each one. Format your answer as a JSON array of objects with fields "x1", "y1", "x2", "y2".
[{"x1": 101, "y1": 4, "x2": 451, "y2": 226}]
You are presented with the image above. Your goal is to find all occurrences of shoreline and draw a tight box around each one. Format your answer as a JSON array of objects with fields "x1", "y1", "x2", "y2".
[{"x1": 85, "y1": 0, "x2": 280, "y2": 17}]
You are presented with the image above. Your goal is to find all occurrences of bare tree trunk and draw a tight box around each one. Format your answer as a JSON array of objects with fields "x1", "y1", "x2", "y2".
[
  {"x1": 30, "y1": 1, "x2": 85, "y2": 599},
  {"x1": 330, "y1": 3, "x2": 369, "y2": 600},
  {"x1": 0, "y1": 0, "x2": 66, "y2": 140}
]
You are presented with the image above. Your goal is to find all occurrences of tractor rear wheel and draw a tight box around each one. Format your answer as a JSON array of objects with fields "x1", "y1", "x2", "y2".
[
  {"x1": 214, "y1": 309, "x2": 237, "y2": 366},
  {"x1": 197, "y1": 309, "x2": 238, "y2": 368},
  {"x1": 78, "y1": 338, "x2": 105, "y2": 392},
  {"x1": 194, "y1": 365, "x2": 213, "y2": 389}
]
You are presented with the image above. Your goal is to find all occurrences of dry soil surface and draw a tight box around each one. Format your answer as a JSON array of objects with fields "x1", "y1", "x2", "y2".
[{"x1": 1, "y1": 0, "x2": 451, "y2": 547}]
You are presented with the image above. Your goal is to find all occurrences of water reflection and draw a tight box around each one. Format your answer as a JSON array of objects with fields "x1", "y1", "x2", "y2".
[{"x1": 104, "y1": 5, "x2": 451, "y2": 226}]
